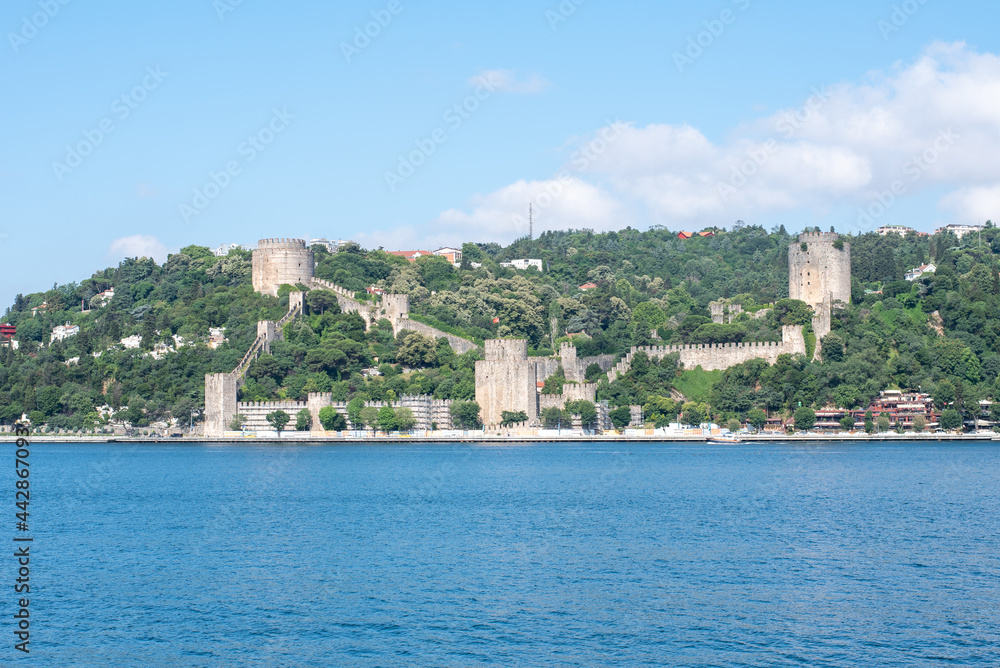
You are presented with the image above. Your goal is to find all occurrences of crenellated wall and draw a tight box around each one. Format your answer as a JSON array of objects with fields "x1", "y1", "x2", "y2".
[
  {"x1": 607, "y1": 325, "x2": 807, "y2": 380},
  {"x1": 476, "y1": 340, "x2": 538, "y2": 427}
]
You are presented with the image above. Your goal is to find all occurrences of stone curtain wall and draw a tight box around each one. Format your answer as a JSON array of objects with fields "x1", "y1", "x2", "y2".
[
  {"x1": 608, "y1": 325, "x2": 807, "y2": 380},
  {"x1": 395, "y1": 318, "x2": 481, "y2": 355}
]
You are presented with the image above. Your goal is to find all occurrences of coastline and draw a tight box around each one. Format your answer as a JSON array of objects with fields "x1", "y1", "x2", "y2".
[{"x1": 15, "y1": 433, "x2": 1000, "y2": 444}]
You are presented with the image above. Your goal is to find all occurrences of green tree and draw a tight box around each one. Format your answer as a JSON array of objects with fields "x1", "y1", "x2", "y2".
[
  {"x1": 266, "y1": 410, "x2": 290, "y2": 434},
  {"x1": 360, "y1": 406, "x2": 379, "y2": 432},
  {"x1": 794, "y1": 406, "x2": 816, "y2": 431},
  {"x1": 347, "y1": 397, "x2": 366, "y2": 428},
  {"x1": 682, "y1": 402, "x2": 706, "y2": 427},
  {"x1": 877, "y1": 416, "x2": 891, "y2": 432},
  {"x1": 726, "y1": 418, "x2": 742, "y2": 433},
  {"x1": 377, "y1": 405, "x2": 397, "y2": 432},
  {"x1": 318, "y1": 406, "x2": 347, "y2": 431},
  {"x1": 500, "y1": 410, "x2": 528, "y2": 426},
  {"x1": 747, "y1": 408, "x2": 767, "y2": 431},
  {"x1": 940, "y1": 409, "x2": 962, "y2": 431},
  {"x1": 395, "y1": 407, "x2": 416, "y2": 432},
  {"x1": 609, "y1": 406, "x2": 632, "y2": 430},
  {"x1": 911, "y1": 414, "x2": 926, "y2": 432},
  {"x1": 864, "y1": 409, "x2": 874, "y2": 434},
  {"x1": 229, "y1": 414, "x2": 246, "y2": 431},
  {"x1": 396, "y1": 332, "x2": 437, "y2": 367},
  {"x1": 839, "y1": 415, "x2": 856, "y2": 431},
  {"x1": 450, "y1": 401, "x2": 481, "y2": 429},
  {"x1": 572, "y1": 400, "x2": 598, "y2": 429},
  {"x1": 295, "y1": 408, "x2": 312, "y2": 431},
  {"x1": 541, "y1": 406, "x2": 572, "y2": 429}
]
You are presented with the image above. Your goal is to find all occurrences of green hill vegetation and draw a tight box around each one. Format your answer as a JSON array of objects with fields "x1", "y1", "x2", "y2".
[{"x1": 3, "y1": 222, "x2": 999, "y2": 432}]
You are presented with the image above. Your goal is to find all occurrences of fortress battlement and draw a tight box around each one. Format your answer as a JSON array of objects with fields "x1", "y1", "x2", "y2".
[
  {"x1": 257, "y1": 238, "x2": 309, "y2": 249},
  {"x1": 797, "y1": 231, "x2": 841, "y2": 243}
]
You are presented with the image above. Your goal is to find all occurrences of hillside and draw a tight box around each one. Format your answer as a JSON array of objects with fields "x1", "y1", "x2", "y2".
[{"x1": 3, "y1": 222, "x2": 999, "y2": 432}]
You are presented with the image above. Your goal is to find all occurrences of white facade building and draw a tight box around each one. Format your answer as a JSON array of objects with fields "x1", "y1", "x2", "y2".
[
  {"x1": 876, "y1": 225, "x2": 915, "y2": 237},
  {"x1": 500, "y1": 259, "x2": 544, "y2": 272},
  {"x1": 51, "y1": 322, "x2": 80, "y2": 343},
  {"x1": 905, "y1": 263, "x2": 937, "y2": 281},
  {"x1": 936, "y1": 224, "x2": 984, "y2": 240}
]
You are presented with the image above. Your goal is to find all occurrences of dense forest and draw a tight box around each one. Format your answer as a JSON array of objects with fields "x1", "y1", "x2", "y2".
[{"x1": 3, "y1": 221, "x2": 998, "y2": 432}]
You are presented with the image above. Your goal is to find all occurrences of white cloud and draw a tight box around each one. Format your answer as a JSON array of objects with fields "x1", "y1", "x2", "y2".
[
  {"x1": 108, "y1": 235, "x2": 168, "y2": 263},
  {"x1": 441, "y1": 42, "x2": 1000, "y2": 237},
  {"x1": 940, "y1": 186, "x2": 1000, "y2": 223},
  {"x1": 471, "y1": 69, "x2": 551, "y2": 95}
]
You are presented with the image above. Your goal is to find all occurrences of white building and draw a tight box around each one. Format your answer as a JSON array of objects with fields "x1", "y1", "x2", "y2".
[
  {"x1": 208, "y1": 327, "x2": 227, "y2": 349},
  {"x1": 90, "y1": 288, "x2": 115, "y2": 308},
  {"x1": 121, "y1": 335, "x2": 142, "y2": 349},
  {"x1": 905, "y1": 263, "x2": 937, "y2": 281},
  {"x1": 50, "y1": 322, "x2": 80, "y2": 343},
  {"x1": 309, "y1": 239, "x2": 354, "y2": 253},
  {"x1": 876, "y1": 225, "x2": 915, "y2": 237},
  {"x1": 936, "y1": 224, "x2": 984, "y2": 240},
  {"x1": 434, "y1": 247, "x2": 463, "y2": 265},
  {"x1": 500, "y1": 259, "x2": 544, "y2": 272},
  {"x1": 213, "y1": 243, "x2": 251, "y2": 257}
]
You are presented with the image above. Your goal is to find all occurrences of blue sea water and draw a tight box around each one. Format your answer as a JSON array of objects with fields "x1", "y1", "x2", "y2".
[{"x1": 6, "y1": 441, "x2": 1000, "y2": 666}]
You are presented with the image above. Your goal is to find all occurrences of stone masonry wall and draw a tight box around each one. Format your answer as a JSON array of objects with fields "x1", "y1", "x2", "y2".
[
  {"x1": 252, "y1": 238, "x2": 315, "y2": 297},
  {"x1": 608, "y1": 325, "x2": 807, "y2": 380}
]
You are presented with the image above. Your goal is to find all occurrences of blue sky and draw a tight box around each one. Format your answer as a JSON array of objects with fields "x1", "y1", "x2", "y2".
[{"x1": 2, "y1": 0, "x2": 999, "y2": 305}]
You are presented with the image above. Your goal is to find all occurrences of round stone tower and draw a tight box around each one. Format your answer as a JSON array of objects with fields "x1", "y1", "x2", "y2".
[
  {"x1": 788, "y1": 231, "x2": 851, "y2": 309},
  {"x1": 252, "y1": 238, "x2": 315, "y2": 297}
]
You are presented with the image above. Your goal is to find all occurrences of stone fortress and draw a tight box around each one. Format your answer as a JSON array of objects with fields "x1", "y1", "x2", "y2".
[
  {"x1": 251, "y1": 238, "x2": 315, "y2": 296},
  {"x1": 788, "y1": 231, "x2": 851, "y2": 340},
  {"x1": 204, "y1": 233, "x2": 850, "y2": 436}
]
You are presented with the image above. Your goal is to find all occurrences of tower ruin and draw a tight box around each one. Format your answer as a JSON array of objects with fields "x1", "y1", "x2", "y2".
[
  {"x1": 788, "y1": 231, "x2": 851, "y2": 342},
  {"x1": 252, "y1": 238, "x2": 315, "y2": 297}
]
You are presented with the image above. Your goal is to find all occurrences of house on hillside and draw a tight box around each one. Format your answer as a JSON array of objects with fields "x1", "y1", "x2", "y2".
[
  {"x1": 390, "y1": 250, "x2": 434, "y2": 262},
  {"x1": 698, "y1": 230, "x2": 715, "y2": 237},
  {"x1": 434, "y1": 247, "x2": 463, "y2": 265},
  {"x1": 578, "y1": 282, "x2": 598, "y2": 291},
  {"x1": 90, "y1": 288, "x2": 115, "y2": 308},
  {"x1": 31, "y1": 302, "x2": 48, "y2": 317},
  {"x1": 905, "y1": 263, "x2": 937, "y2": 281},
  {"x1": 876, "y1": 225, "x2": 915, "y2": 237},
  {"x1": 935, "y1": 223, "x2": 983, "y2": 240},
  {"x1": 500, "y1": 259, "x2": 543, "y2": 272},
  {"x1": 51, "y1": 322, "x2": 80, "y2": 344},
  {"x1": 676, "y1": 231, "x2": 693, "y2": 240}
]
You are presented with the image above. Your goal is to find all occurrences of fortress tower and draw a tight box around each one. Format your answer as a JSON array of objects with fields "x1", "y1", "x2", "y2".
[
  {"x1": 475, "y1": 339, "x2": 538, "y2": 427},
  {"x1": 788, "y1": 231, "x2": 851, "y2": 342},
  {"x1": 252, "y1": 238, "x2": 315, "y2": 297}
]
